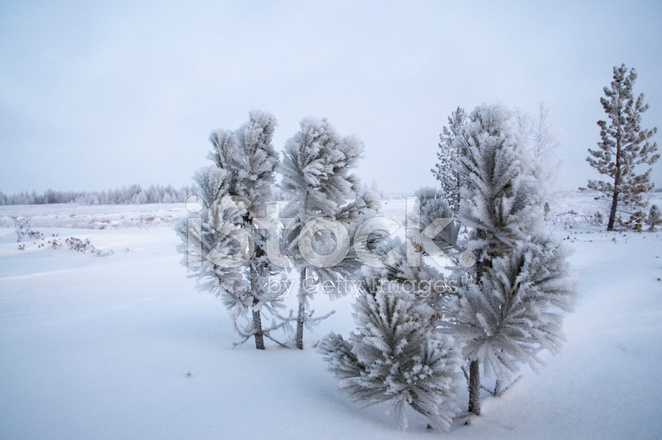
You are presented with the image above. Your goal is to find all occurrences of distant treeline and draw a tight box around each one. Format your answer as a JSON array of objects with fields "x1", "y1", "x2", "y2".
[{"x1": 0, "y1": 184, "x2": 199, "y2": 206}]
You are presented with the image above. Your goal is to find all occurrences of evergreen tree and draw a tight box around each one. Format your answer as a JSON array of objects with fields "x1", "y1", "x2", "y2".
[
  {"x1": 459, "y1": 105, "x2": 544, "y2": 261},
  {"x1": 445, "y1": 104, "x2": 576, "y2": 415},
  {"x1": 319, "y1": 289, "x2": 460, "y2": 431},
  {"x1": 176, "y1": 110, "x2": 285, "y2": 349},
  {"x1": 648, "y1": 204, "x2": 662, "y2": 231},
  {"x1": 280, "y1": 117, "x2": 377, "y2": 349},
  {"x1": 515, "y1": 102, "x2": 563, "y2": 213},
  {"x1": 432, "y1": 107, "x2": 466, "y2": 214},
  {"x1": 586, "y1": 64, "x2": 659, "y2": 231},
  {"x1": 320, "y1": 187, "x2": 462, "y2": 430}
]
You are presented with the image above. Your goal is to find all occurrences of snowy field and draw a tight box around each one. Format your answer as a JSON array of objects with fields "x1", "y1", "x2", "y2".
[
  {"x1": 1, "y1": 192, "x2": 661, "y2": 439},
  {"x1": 0, "y1": 203, "x2": 187, "y2": 229}
]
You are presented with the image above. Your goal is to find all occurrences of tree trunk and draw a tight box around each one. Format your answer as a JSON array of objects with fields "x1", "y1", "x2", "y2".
[
  {"x1": 250, "y1": 264, "x2": 265, "y2": 350},
  {"x1": 252, "y1": 298, "x2": 265, "y2": 350},
  {"x1": 607, "y1": 189, "x2": 619, "y2": 231},
  {"x1": 468, "y1": 248, "x2": 486, "y2": 415},
  {"x1": 607, "y1": 117, "x2": 623, "y2": 232},
  {"x1": 295, "y1": 300, "x2": 305, "y2": 350},
  {"x1": 295, "y1": 267, "x2": 306, "y2": 350},
  {"x1": 468, "y1": 360, "x2": 481, "y2": 415}
]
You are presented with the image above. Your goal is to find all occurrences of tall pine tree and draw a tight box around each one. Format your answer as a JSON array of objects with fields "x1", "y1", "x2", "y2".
[
  {"x1": 586, "y1": 64, "x2": 659, "y2": 231},
  {"x1": 444, "y1": 104, "x2": 576, "y2": 415},
  {"x1": 176, "y1": 110, "x2": 285, "y2": 349},
  {"x1": 280, "y1": 117, "x2": 377, "y2": 349}
]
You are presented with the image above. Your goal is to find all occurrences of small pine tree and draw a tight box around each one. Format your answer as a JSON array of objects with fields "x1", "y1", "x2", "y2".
[
  {"x1": 13, "y1": 217, "x2": 31, "y2": 242},
  {"x1": 280, "y1": 117, "x2": 377, "y2": 349},
  {"x1": 320, "y1": 186, "x2": 463, "y2": 430},
  {"x1": 319, "y1": 290, "x2": 460, "y2": 431},
  {"x1": 647, "y1": 204, "x2": 661, "y2": 231},
  {"x1": 432, "y1": 107, "x2": 466, "y2": 214},
  {"x1": 586, "y1": 64, "x2": 659, "y2": 231},
  {"x1": 176, "y1": 110, "x2": 285, "y2": 349}
]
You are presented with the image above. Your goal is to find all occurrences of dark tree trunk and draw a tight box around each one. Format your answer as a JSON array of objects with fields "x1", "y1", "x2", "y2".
[
  {"x1": 250, "y1": 264, "x2": 265, "y2": 350},
  {"x1": 252, "y1": 302, "x2": 265, "y2": 350},
  {"x1": 607, "y1": 115, "x2": 623, "y2": 232},
  {"x1": 468, "y1": 359, "x2": 481, "y2": 415},
  {"x1": 295, "y1": 300, "x2": 305, "y2": 350},
  {"x1": 607, "y1": 189, "x2": 619, "y2": 231},
  {"x1": 295, "y1": 267, "x2": 306, "y2": 350}
]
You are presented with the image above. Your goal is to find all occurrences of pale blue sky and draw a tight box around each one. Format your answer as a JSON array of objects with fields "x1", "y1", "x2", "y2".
[{"x1": 1, "y1": 0, "x2": 661, "y2": 195}]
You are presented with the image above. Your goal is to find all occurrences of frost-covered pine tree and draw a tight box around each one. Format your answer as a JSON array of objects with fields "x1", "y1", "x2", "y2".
[
  {"x1": 176, "y1": 110, "x2": 285, "y2": 349},
  {"x1": 648, "y1": 204, "x2": 661, "y2": 231},
  {"x1": 459, "y1": 105, "x2": 544, "y2": 262},
  {"x1": 442, "y1": 104, "x2": 576, "y2": 415},
  {"x1": 515, "y1": 102, "x2": 563, "y2": 212},
  {"x1": 319, "y1": 187, "x2": 462, "y2": 430},
  {"x1": 280, "y1": 117, "x2": 377, "y2": 349},
  {"x1": 586, "y1": 64, "x2": 659, "y2": 231},
  {"x1": 319, "y1": 289, "x2": 460, "y2": 431},
  {"x1": 432, "y1": 107, "x2": 466, "y2": 214}
]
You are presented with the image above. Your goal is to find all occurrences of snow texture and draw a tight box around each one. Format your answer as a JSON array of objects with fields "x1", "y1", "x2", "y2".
[{"x1": 0, "y1": 192, "x2": 661, "y2": 438}]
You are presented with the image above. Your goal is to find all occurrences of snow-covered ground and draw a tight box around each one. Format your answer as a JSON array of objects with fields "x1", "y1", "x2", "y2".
[
  {"x1": 1, "y1": 193, "x2": 661, "y2": 439},
  {"x1": 0, "y1": 203, "x2": 187, "y2": 229}
]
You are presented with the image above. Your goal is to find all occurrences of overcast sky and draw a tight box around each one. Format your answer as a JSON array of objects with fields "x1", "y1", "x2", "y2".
[{"x1": 1, "y1": 0, "x2": 661, "y2": 196}]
